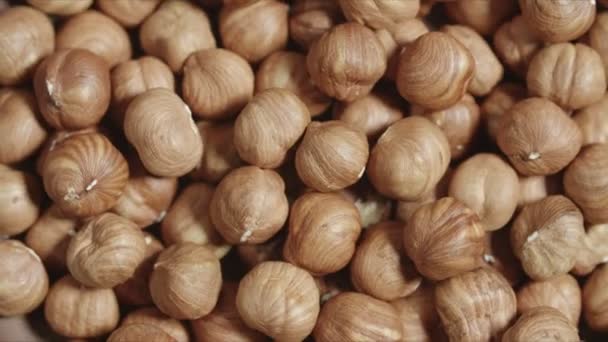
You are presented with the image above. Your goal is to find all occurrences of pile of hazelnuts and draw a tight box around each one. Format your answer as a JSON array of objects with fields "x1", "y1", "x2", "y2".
[{"x1": 2, "y1": 0, "x2": 608, "y2": 341}]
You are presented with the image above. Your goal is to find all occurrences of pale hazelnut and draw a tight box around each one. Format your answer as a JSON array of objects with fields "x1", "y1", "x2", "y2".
[
  {"x1": 108, "y1": 324, "x2": 175, "y2": 342},
  {"x1": 520, "y1": 0, "x2": 596, "y2": 43},
  {"x1": 449, "y1": 153, "x2": 519, "y2": 231},
  {"x1": 435, "y1": 268, "x2": 517, "y2": 341},
  {"x1": 0, "y1": 165, "x2": 41, "y2": 236},
  {"x1": 391, "y1": 286, "x2": 441, "y2": 342},
  {"x1": 27, "y1": 0, "x2": 92, "y2": 15},
  {"x1": 57, "y1": 10, "x2": 131, "y2": 68},
  {"x1": 150, "y1": 243, "x2": 222, "y2": 320},
  {"x1": 403, "y1": 197, "x2": 485, "y2": 281},
  {"x1": 190, "y1": 121, "x2": 243, "y2": 183},
  {"x1": 444, "y1": 0, "x2": 517, "y2": 36},
  {"x1": 314, "y1": 292, "x2": 402, "y2": 342},
  {"x1": 140, "y1": 0, "x2": 216, "y2": 72},
  {"x1": 573, "y1": 94, "x2": 608, "y2": 146},
  {"x1": 493, "y1": 15, "x2": 542, "y2": 76},
  {"x1": 502, "y1": 306, "x2": 579, "y2": 342},
  {"x1": 307, "y1": 22, "x2": 386, "y2": 101},
  {"x1": 124, "y1": 88, "x2": 203, "y2": 177},
  {"x1": 41, "y1": 132, "x2": 129, "y2": 218},
  {"x1": 44, "y1": 275, "x2": 120, "y2": 338},
  {"x1": 589, "y1": 12, "x2": 608, "y2": 81},
  {"x1": 0, "y1": 88, "x2": 47, "y2": 165},
  {"x1": 517, "y1": 274, "x2": 582, "y2": 325},
  {"x1": 481, "y1": 82, "x2": 527, "y2": 141},
  {"x1": 511, "y1": 195, "x2": 585, "y2": 280},
  {"x1": 289, "y1": 0, "x2": 343, "y2": 50},
  {"x1": 483, "y1": 227, "x2": 525, "y2": 287},
  {"x1": 121, "y1": 307, "x2": 188, "y2": 342},
  {"x1": 257, "y1": 51, "x2": 332, "y2": 117},
  {"x1": 0, "y1": 240, "x2": 48, "y2": 316},
  {"x1": 210, "y1": 166, "x2": 288, "y2": 244},
  {"x1": 237, "y1": 233, "x2": 285, "y2": 269},
  {"x1": 237, "y1": 261, "x2": 320, "y2": 341},
  {"x1": 375, "y1": 18, "x2": 429, "y2": 81},
  {"x1": 337, "y1": 0, "x2": 419, "y2": 30},
  {"x1": 284, "y1": 192, "x2": 361, "y2": 275},
  {"x1": 583, "y1": 265, "x2": 608, "y2": 331},
  {"x1": 396, "y1": 31, "x2": 474, "y2": 110},
  {"x1": 0, "y1": 6, "x2": 54, "y2": 85},
  {"x1": 235, "y1": 89, "x2": 311, "y2": 168},
  {"x1": 496, "y1": 98, "x2": 582, "y2": 176},
  {"x1": 395, "y1": 168, "x2": 453, "y2": 223},
  {"x1": 97, "y1": 0, "x2": 161, "y2": 28},
  {"x1": 220, "y1": 0, "x2": 289, "y2": 63},
  {"x1": 573, "y1": 224, "x2": 608, "y2": 276},
  {"x1": 368, "y1": 116, "x2": 450, "y2": 201}
]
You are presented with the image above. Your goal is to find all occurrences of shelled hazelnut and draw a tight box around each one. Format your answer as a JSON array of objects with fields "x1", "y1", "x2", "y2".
[
  {"x1": 483, "y1": 227, "x2": 525, "y2": 287},
  {"x1": 519, "y1": 0, "x2": 596, "y2": 43},
  {"x1": 583, "y1": 265, "x2": 608, "y2": 331},
  {"x1": 337, "y1": 0, "x2": 419, "y2": 30},
  {"x1": 502, "y1": 306, "x2": 579, "y2": 342},
  {"x1": 517, "y1": 175, "x2": 560, "y2": 209},
  {"x1": 0, "y1": 165, "x2": 41, "y2": 237},
  {"x1": 237, "y1": 233, "x2": 285, "y2": 269},
  {"x1": 375, "y1": 18, "x2": 429, "y2": 81},
  {"x1": 27, "y1": 0, "x2": 92, "y2": 16},
  {"x1": 391, "y1": 286, "x2": 441, "y2": 342},
  {"x1": 107, "y1": 324, "x2": 175, "y2": 342},
  {"x1": 493, "y1": 15, "x2": 542, "y2": 76},
  {"x1": 395, "y1": 168, "x2": 452, "y2": 223},
  {"x1": 97, "y1": 0, "x2": 161, "y2": 28},
  {"x1": 573, "y1": 224, "x2": 608, "y2": 276},
  {"x1": 121, "y1": 307, "x2": 188, "y2": 342},
  {"x1": 573, "y1": 94, "x2": 608, "y2": 146},
  {"x1": 289, "y1": 0, "x2": 343, "y2": 50},
  {"x1": 190, "y1": 121, "x2": 243, "y2": 183},
  {"x1": 589, "y1": 12, "x2": 608, "y2": 80},
  {"x1": 517, "y1": 274, "x2": 582, "y2": 325},
  {"x1": 444, "y1": 0, "x2": 516, "y2": 36},
  {"x1": 481, "y1": 83, "x2": 527, "y2": 141}
]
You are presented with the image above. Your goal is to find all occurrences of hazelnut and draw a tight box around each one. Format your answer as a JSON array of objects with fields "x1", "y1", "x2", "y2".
[
  {"x1": 220, "y1": 0, "x2": 289, "y2": 63},
  {"x1": 35, "y1": 127, "x2": 99, "y2": 176},
  {"x1": 0, "y1": 240, "x2": 48, "y2": 316},
  {"x1": 368, "y1": 116, "x2": 450, "y2": 201},
  {"x1": 41, "y1": 132, "x2": 129, "y2": 218},
  {"x1": 517, "y1": 175, "x2": 555, "y2": 209},
  {"x1": 573, "y1": 224, "x2": 608, "y2": 276},
  {"x1": 121, "y1": 307, "x2": 188, "y2": 342},
  {"x1": 150, "y1": 243, "x2": 222, "y2": 320},
  {"x1": 411, "y1": 93, "x2": 480, "y2": 160},
  {"x1": 314, "y1": 292, "x2": 402, "y2": 342},
  {"x1": 190, "y1": 121, "x2": 243, "y2": 183},
  {"x1": 140, "y1": 0, "x2": 216, "y2": 72},
  {"x1": 391, "y1": 286, "x2": 441, "y2": 342},
  {"x1": 237, "y1": 261, "x2": 320, "y2": 341},
  {"x1": 449, "y1": 153, "x2": 519, "y2": 231},
  {"x1": 583, "y1": 265, "x2": 608, "y2": 331},
  {"x1": 511, "y1": 195, "x2": 585, "y2": 280},
  {"x1": 564, "y1": 143, "x2": 608, "y2": 224},
  {"x1": 307, "y1": 22, "x2": 386, "y2": 101},
  {"x1": 27, "y1": 0, "x2": 92, "y2": 15},
  {"x1": 527, "y1": 43, "x2": 606, "y2": 110},
  {"x1": 589, "y1": 12, "x2": 608, "y2": 81},
  {"x1": 192, "y1": 282, "x2": 266, "y2": 342},
  {"x1": 395, "y1": 167, "x2": 452, "y2": 223},
  {"x1": 520, "y1": 0, "x2": 596, "y2": 43},
  {"x1": 493, "y1": 15, "x2": 541, "y2": 76},
  {"x1": 210, "y1": 166, "x2": 288, "y2": 244},
  {"x1": 57, "y1": 10, "x2": 131, "y2": 68},
  {"x1": 403, "y1": 197, "x2": 485, "y2": 280},
  {"x1": 161, "y1": 182, "x2": 230, "y2": 258},
  {"x1": 0, "y1": 165, "x2": 41, "y2": 236},
  {"x1": 483, "y1": 227, "x2": 525, "y2": 287},
  {"x1": 435, "y1": 268, "x2": 517, "y2": 341},
  {"x1": 444, "y1": 0, "x2": 516, "y2": 36},
  {"x1": 350, "y1": 221, "x2": 421, "y2": 301},
  {"x1": 237, "y1": 233, "x2": 285, "y2": 269},
  {"x1": 0, "y1": 6, "x2": 54, "y2": 86},
  {"x1": 376, "y1": 18, "x2": 429, "y2": 81},
  {"x1": 502, "y1": 306, "x2": 579, "y2": 342},
  {"x1": 517, "y1": 274, "x2": 582, "y2": 325},
  {"x1": 573, "y1": 94, "x2": 608, "y2": 146},
  {"x1": 97, "y1": 0, "x2": 161, "y2": 28},
  {"x1": 108, "y1": 324, "x2": 175, "y2": 342},
  {"x1": 257, "y1": 51, "x2": 332, "y2": 117},
  {"x1": 295, "y1": 121, "x2": 369, "y2": 192},
  {"x1": 284, "y1": 192, "x2": 361, "y2": 275},
  {"x1": 124, "y1": 88, "x2": 203, "y2": 177},
  {"x1": 337, "y1": 0, "x2": 419, "y2": 30},
  {"x1": 481, "y1": 82, "x2": 527, "y2": 141},
  {"x1": 0, "y1": 88, "x2": 47, "y2": 165},
  {"x1": 496, "y1": 98, "x2": 582, "y2": 176},
  {"x1": 34, "y1": 48, "x2": 111, "y2": 130},
  {"x1": 44, "y1": 275, "x2": 119, "y2": 338},
  {"x1": 235, "y1": 89, "x2": 310, "y2": 168},
  {"x1": 396, "y1": 31, "x2": 474, "y2": 110},
  {"x1": 289, "y1": 0, "x2": 343, "y2": 50}
]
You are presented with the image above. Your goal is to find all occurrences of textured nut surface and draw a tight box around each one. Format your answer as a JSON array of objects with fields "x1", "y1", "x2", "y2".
[
  {"x1": 27, "y1": 0, "x2": 92, "y2": 15},
  {"x1": 107, "y1": 324, "x2": 175, "y2": 342},
  {"x1": 481, "y1": 82, "x2": 527, "y2": 141},
  {"x1": 190, "y1": 121, "x2": 242, "y2": 183},
  {"x1": 121, "y1": 307, "x2": 188, "y2": 342},
  {"x1": 493, "y1": 15, "x2": 542, "y2": 76},
  {"x1": 502, "y1": 306, "x2": 579, "y2": 342},
  {"x1": 517, "y1": 274, "x2": 581, "y2": 325},
  {"x1": 583, "y1": 265, "x2": 608, "y2": 331},
  {"x1": 445, "y1": 0, "x2": 516, "y2": 36},
  {"x1": 589, "y1": 12, "x2": 608, "y2": 81},
  {"x1": 290, "y1": 0, "x2": 342, "y2": 50},
  {"x1": 0, "y1": 165, "x2": 41, "y2": 236},
  {"x1": 573, "y1": 94, "x2": 608, "y2": 146},
  {"x1": 337, "y1": 0, "x2": 419, "y2": 30},
  {"x1": 519, "y1": 0, "x2": 596, "y2": 43},
  {"x1": 97, "y1": 0, "x2": 161, "y2": 27},
  {"x1": 391, "y1": 286, "x2": 440, "y2": 342}
]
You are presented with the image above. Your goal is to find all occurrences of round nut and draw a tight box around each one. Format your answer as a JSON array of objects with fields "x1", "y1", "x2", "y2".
[
  {"x1": 121, "y1": 307, "x2": 188, "y2": 342},
  {"x1": 502, "y1": 306, "x2": 579, "y2": 342},
  {"x1": 573, "y1": 94, "x2": 608, "y2": 146},
  {"x1": 107, "y1": 324, "x2": 175, "y2": 342},
  {"x1": 444, "y1": 0, "x2": 516, "y2": 36},
  {"x1": 337, "y1": 0, "x2": 419, "y2": 30},
  {"x1": 289, "y1": 0, "x2": 342, "y2": 50},
  {"x1": 493, "y1": 15, "x2": 542, "y2": 76},
  {"x1": 0, "y1": 165, "x2": 42, "y2": 236},
  {"x1": 480, "y1": 82, "x2": 527, "y2": 141},
  {"x1": 190, "y1": 121, "x2": 242, "y2": 183},
  {"x1": 391, "y1": 286, "x2": 441, "y2": 342},
  {"x1": 589, "y1": 12, "x2": 608, "y2": 81},
  {"x1": 97, "y1": 0, "x2": 161, "y2": 28},
  {"x1": 27, "y1": 0, "x2": 92, "y2": 15},
  {"x1": 583, "y1": 265, "x2": 608, "y2": 331},
  {"x1": 517, "y1": 274, "x2": 581, "y2": 325},
  {"x1": 519, "y1": 0, "x2": 595, "y2": 43}
]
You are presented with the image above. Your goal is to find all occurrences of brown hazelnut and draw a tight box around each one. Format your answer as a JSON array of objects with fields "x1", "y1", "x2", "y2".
[
  {"x1": 573, "y1": 224, "x2": 608, "y2": 276},
  {"x1": 511, "y1": 195, "x2": 585, "y2": 280},
  {"x1": 210, "y1": 166, "x2": 288, "y2": 244},
  {"x1": 350, "y1": 221, "x2": 421, "y2": 301},
  {"x1": 42, "y1": 132, "x2": 129, "y2": 218},
  {"x1": 449, "y1": 153, "x2": 519, "y2": 231},
  {"x1": 0, "y1": 240, "x2": 48, "y2": 316},
  {"x1": 190, "y1": 121, "x2": 243, "y2": 183},
  {"x1": 483, "y1": 227, "x2": 525, "y2": 287},
  {"x1": 337, "y1": 0, "x2": 419, "y2": 30},
  {"x1": 235, "y1": 89, "x2": 310, "y2": 168},
  {"x1": 108, "y1": 324, "x2": 175, "y2": 342},
  {"x1": 496, "y1": 98, "x2": 582, "y2": 176},
  {"x1": 527, "y1": 43, "x2": 606, "y2": 110},
  {"x1": 314, "y1": 292, "x2": 402, "y2": 342},
  {"x1": 284, "y1": 192, "x2": 361, "y2": 275},
  {"x1": 220, "y1": 0, "x2": 289, "y2": 63},
  {"x1": 97, "y1": 0, "x2": 161, "y2": 28},
  {"x1": 375, "y1": 18, "x2": 429, "y2": 81},
  {"x1": 517, "y1": 274, "x2": 582, "y2": 325},
  {"x1": 481, "y1": 82, "x2": 527, "y2": 141},
  {"x1": 564, "y1": 143, "x2": 608, "y2": 224},
  {"x1": 237, "y1": 233, "x2": 285, "y2": 269},
  {"x1": 403, "y1": 197, "x2": 485, "y2": 280},
  {"x1": 395, "y1": 167, "x2": 453, "y2": 223},
  {"x1": 444, "y1": 0, "x2": 516, "y2": 36},
  {"x1": 35, "y1": 127, "x2": 99, "y2": 176},
  {"x1": 368, "y1": 116, "x2": 450, "y2": 201},
  {"x1": 150, "y1": 243, "x2": 222, "y2": 320},
  {"x1": 411, "y1": 93, "x2": 480, "y2": 160},
  {"x1": 0, "y1": 88, "x2": 47, "y2": 164},
  {"x1": 0, "y1": 165, "x2": 41, "y2": 236},
  {"x1": 583, "y1": 265, "x2": 608, "y2": 331},
  {"x1": 257, "y1": 51, "x2": 332, "y2": 117},
  {"x1": 45, "y1": 275, "x2": 119, "y2": 338},
  {"x1": 0, "y1": 6, "x2": 54, "y2": 85},
  {"x1": 161, "y1": 182, "x2": 230, "y2": 258},
  {"x1": 396, "y1": 31, "x2": 474, "y2": 110},
  {"x1": 237, "y1": 261, "x2": 320, "y2": 341},
  {"x1": 192, "y1": 282, "x2": 266, "y2": 342},
  {"x1": 502, "y1": 306, "x2": 579, "y2": 342},
  {"x1": 520, "y1": 0, "x2": 596, "y2": 43},
  {"x1": 140, "y1": 0, "x2": 216, "y2": 73},
  {"x1": 573, "y1": 94, "x2": 608, "y2": 146},
  {"x1": 307, "y1": 22, "x2": 386, "y2": 101},
  {"x1": 57, "y1": 10, "x2": 131, "y2": 68},
  {"x1": 589, "y1": 12, "x2": 608, "y2": 81},
  {"x1": 124, "y1": 88, "x2": 203, "y2": 177},
  {"x1": 295, "y1": 121, "x2": 369, "y2": 192},
  {"x1": 493, "y1": 15, "x2": 542, "y2": 76},
  {"x1": 391, "y1": 286, "x2": 441, "y2": 342},
  {"x1": 289, "y1": 0, "x2": 343, "y2": 50},
  {"x1": 121, "y1": 307, "x2": 188, "y2": 342},
  {"x1": 34, "y1": 48, "x2": 111, "y2": 130},
  {"x1": 27, "y1": 0, "x2": 92, "y2": 15},
  {"x1": 435, "y1": 268, "x2": 517, "y2": 341}
]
